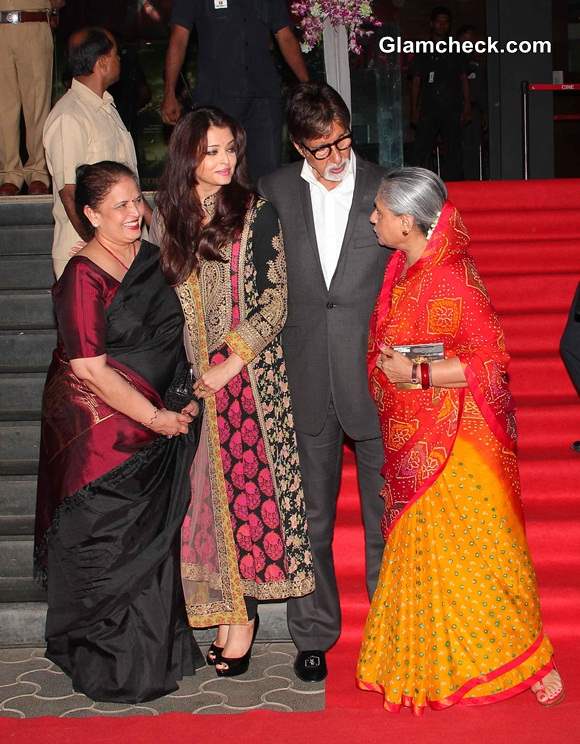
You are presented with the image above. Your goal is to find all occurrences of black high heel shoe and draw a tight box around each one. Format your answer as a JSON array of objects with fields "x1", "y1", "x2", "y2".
[
  {"x1": 215, "y1": 615, "x2": 259, "y2": 678},
  {"x1": 206, "y1": 642, "x2": 224, "y2": 666}
]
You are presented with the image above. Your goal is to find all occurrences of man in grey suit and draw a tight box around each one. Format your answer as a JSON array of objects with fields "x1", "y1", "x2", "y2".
[{"x1": 258, "y1": 83, "x2": 391, "y2": 682}]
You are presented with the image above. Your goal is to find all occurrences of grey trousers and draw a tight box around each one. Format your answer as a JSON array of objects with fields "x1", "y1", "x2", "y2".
[{"x1": 287, "y1": 401, "x2": 385, "y2": 652}]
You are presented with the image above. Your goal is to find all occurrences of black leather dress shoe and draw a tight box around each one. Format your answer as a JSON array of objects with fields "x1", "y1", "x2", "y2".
[{"x1": 294, "y1": 650, "x2": 327, "y2": 682}]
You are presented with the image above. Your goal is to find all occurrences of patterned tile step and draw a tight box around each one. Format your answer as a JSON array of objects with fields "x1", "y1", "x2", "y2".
[{"x1": 0, "y1": 644, "x2": 324, "y2": 718}]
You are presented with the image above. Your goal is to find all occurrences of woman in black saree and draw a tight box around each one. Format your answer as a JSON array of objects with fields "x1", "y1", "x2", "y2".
[{"x1": 34, "y1": 161, "x2": 204, "y2": 703}]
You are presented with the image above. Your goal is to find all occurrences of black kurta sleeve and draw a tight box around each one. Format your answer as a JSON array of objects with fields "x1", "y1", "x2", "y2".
[{"x1": 225, "y1": 200, "x2": 287, "y2": 363}]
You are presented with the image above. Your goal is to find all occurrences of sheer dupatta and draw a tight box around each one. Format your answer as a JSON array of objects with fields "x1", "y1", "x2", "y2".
[{"x1": 179, "y1": 270, "x2": 248, "y2": 626}]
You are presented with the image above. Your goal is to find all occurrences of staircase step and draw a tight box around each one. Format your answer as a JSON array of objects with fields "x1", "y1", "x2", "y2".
[
  {"x1": 0, "y1": 535, "x2": 34, "y2": 578},
  {"x1": 0, "y1": 421, "x2": 40, "y2": 475},
  {"x1": 0, "y1": 476, "x2": 37, "y2": 513},
  {"x1": 0, "y1": 373, "x2": 45, "y2": 420},
  {"x1": 447, "y1": 179, "x2": 580, "y2": 211},
  {"x1": 0, "y1": 600, "x2": 290, "y2": 648},
  {"x1": 0, "y1": 194, "x2": 53, "y2": 227},
  {"x1": 472, "y1": 239, "x2": 580, "y2": 276},
  {"x1": 517, "y1": 402, "x2": 580, "y2": 447},
  {"x1": 485, "y1": 273, "x2": 578, "y2": 315},
  {"x1": 538, "y1": 588, "x2": 580, "y2": 640},
  {"x1": 463, "y1": 208, "x2": 580, "y2": 241},
  {"x1": 526, "y1": 520, "x2": 580, "y2": 568},
  {"x1": 520, "y1": 452, "x2": 580, "y2": 501},
  {"x1": 0, "y1": 290, "x2": 54, "y2": 331},
  {"x1": 0, "y1": 254, "x2": 54, "y2": 290},
  {"x1": 0, "y1": 330, "x2": 56, "y2": 373},
  {"x1": 0, "y1": 602, "x2": 47, "y2": 647},
  {"x1": 0, "y1": 577, "x2": 46, "y2": 602},
  {"x1": 509, "y1": 355, "x2": 577, "y2": 400},
  {"x1": 0, "y1": 475, "x2": 36, "y2": 536},
  {"x1": 0, "y1": 224, "x2": 53, "y2": 257},
  {"x1": 0, "y1": 476, "x2": 36, "y2": 535},
  {"x1": 502, "y1": 311, "x2": 568, "y2": 356},
  {"x1": 0, "y1": 514, "x2": 34, "y2": 536}
]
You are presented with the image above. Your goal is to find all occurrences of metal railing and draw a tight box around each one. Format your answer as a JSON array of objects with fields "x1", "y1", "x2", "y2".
[{"x1": 521, "y1": 82, "x2": 580, "y2": 179}]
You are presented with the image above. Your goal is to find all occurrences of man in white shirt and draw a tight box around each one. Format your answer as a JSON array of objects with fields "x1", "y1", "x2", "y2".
[
  {"x1": 43, "y1": 26, "x2": 151, "y2": 278},
  {"x1": 259, "y1": 83, "x2": 391, "y2": 683}
]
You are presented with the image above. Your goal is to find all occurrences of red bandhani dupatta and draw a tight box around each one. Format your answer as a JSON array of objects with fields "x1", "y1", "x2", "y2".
[{"x1": 368, "y1": 201, "x2": 517, "y2": 536}]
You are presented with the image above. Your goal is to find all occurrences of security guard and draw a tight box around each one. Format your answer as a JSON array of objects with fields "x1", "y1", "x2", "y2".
[
  {"x1": 0, "y1": 0, "x2": 63, "y2": 195},
  {"x1": 161, "y1": 0, "x2": 309, "y2": 183},
  {"x1": 410, "y1": 6, "x2": 471, "y2": 182}
]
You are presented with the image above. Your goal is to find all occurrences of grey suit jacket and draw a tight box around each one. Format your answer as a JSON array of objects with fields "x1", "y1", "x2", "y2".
[{"x1": 259, "y1": 156, "x2": 391, "y2": 439}]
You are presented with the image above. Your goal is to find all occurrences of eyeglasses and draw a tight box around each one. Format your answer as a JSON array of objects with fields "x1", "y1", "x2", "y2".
[{"x1": 301, "y1": 131, "x2": 353, "y2": 160}]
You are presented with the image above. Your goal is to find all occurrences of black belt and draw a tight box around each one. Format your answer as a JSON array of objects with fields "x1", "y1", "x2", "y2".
[{"x1": 0, "y1": 10, "x2": 52, "y2": 24}]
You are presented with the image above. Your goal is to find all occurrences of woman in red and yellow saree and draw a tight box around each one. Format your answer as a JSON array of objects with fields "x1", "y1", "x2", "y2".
[
  {"x1": 34, "y1": 162, "x2": 204, "y2": 703},
  {"x1": 153, "y1": 108, "x2": 314, "y2": 677},
  {"x1": 356, "y1": 167, "x2": 563, "y2": 714}
]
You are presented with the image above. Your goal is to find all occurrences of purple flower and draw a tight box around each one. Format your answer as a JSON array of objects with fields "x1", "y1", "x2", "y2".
[{"x1": 291, "y1": 0, "x2": 382, "y2": 55}]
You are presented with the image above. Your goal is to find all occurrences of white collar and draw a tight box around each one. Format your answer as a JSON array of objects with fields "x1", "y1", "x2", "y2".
[{"x1": 71, "y1": 78, "x2": 115, "y2": 109}]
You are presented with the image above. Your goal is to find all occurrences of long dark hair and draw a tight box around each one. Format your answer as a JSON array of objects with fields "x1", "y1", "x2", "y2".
[{"x1": 156, "y1": 107, "x2": 253, "y2": 285}]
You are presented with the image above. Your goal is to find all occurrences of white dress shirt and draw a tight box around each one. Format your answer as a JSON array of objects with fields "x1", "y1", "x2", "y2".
[{"x1": 300, "y1": 153, "x2": 356, "y2": 289}]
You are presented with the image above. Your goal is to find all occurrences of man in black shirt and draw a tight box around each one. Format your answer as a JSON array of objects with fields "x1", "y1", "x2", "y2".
[
  {"x1": 458, "y1": 24, "x2": 487, "y2": 180},
  {"x1": 410, "y1": 6, "x2": 471, "y2": 181},
  {"x1": 161, "y1": 0, "x2": 309, "y2": 182}
]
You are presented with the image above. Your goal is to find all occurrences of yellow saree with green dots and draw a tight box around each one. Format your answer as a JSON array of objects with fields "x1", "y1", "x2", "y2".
[{"x1": 356, "y1": 202, "x2": 554, "y2": 714}]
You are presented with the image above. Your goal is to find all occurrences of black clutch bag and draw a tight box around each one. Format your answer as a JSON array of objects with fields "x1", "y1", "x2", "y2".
[
  {"x1": 164, "y1": 361, "x2": 198, "y2": 412},
  {"x1": 164, "y1": 359, "x2": 204, "y2": 460}
]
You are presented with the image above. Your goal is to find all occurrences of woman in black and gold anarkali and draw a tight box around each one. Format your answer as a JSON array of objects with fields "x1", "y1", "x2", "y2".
[
  {"x1": 152, "y1": 108, "x2": 314, "y2": 677},
  {"x1": 34, "y1": 161, "x2": 204, "y2": 703}
]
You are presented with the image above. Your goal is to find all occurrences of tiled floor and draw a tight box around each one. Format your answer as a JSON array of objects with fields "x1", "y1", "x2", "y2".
[{"x1": 0, "y1": 645, "x2": 324, "y2": 718}]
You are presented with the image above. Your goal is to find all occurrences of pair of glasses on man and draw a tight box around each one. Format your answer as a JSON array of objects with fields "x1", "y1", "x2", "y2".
[{"x1": 301, "y1": 131, "x2": 353, "y2": 160}]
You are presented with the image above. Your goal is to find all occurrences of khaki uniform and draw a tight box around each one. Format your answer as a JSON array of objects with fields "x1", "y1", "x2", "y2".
[
  {"x1": 43, "y1": 79, "x2": 139, "y2": 278},
  {"x1": 0, "y1": 0, "x2": 53, "y2": 188}
]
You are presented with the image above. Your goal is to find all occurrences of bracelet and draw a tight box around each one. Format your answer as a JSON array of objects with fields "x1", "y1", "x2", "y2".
[
  {"x1": 420, "y1": 362, "x2": 431, "y2": 390},
  {"x1": 144, "y1": 406, "x2": 160, "y2": 428},
  {"x1": 410, "y1": 363, "x2": 419, "y2": 385}
]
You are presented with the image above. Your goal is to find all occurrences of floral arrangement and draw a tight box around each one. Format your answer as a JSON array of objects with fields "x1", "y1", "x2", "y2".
[{"x1": 291, "y1": 1, "x2": 382, "y2": 54}]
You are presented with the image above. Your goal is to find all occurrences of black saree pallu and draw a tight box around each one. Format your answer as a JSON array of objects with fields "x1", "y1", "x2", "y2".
[{"x1": 44, "y1": 423, "x2": 204, "y2": 704}]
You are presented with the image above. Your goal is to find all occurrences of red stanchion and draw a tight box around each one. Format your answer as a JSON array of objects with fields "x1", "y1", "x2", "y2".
[
  {"x1": 521, "y1": 81, "x2": 580, "y2": 179},
  {"x1": 529, "y1": 83, "x2": 580, "y2": 91}
]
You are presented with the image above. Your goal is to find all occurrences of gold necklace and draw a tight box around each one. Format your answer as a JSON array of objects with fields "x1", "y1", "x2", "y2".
[{"x1": 95, "y1": 237, "x2": 136, "y2": 271}]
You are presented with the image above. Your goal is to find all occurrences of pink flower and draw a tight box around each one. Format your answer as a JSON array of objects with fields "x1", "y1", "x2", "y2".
[
  {"x1": 249, "y1": 513, "x2": 265, "y2": 542},
  {"x1": 263, "y1": 531, "x2": 284, "y2": 561},
  {"x1": 261, "y1": 498, "x2": 281, "y2": 529},
  {"x1": 246, "y1": 481, "x2": 261, "y2": 510},
  {"x1": 240, "y1": 553, "x2": 256, "y2": 579},
  {"x1": 290, "y1": 0, "x2": 381, "y2": 55}
]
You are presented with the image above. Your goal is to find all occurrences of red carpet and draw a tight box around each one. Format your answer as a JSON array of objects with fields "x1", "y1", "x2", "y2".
[{"x1": 2, "y1": 179, "x2": 580, "y2": 742}]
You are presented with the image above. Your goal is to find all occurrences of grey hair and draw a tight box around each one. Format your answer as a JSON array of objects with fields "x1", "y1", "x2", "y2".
[{"x1": 377, "y1": 167, "x2": 447, "y2": 236}]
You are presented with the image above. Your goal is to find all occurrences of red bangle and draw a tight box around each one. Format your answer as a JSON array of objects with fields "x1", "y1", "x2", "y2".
[{"x1": 420, "y1": 362, "x2": 431, "y2": 389}]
